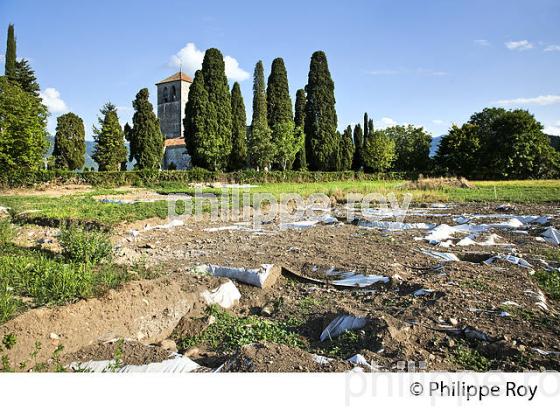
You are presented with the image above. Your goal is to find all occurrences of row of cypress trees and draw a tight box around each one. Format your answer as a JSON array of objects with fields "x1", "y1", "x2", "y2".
[{"x1": 185, "y1": 49, "x2": 356, "y2": 172}]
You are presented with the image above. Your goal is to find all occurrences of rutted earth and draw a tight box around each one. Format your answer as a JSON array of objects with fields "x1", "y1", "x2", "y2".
[{"x1": 2, "y1": 201, "x2": 560, "y2": 372}]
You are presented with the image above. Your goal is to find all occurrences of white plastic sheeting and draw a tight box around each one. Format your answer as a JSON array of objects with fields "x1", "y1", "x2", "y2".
[
  {"x1": 541, "y1": 227, "x2": 560, "y2": 246},
  {"x1": 200, "y1": 279, "x2": 241, "y2": 309},
  {"x1": 320, "y1": 315, "x2": 368, "y2": 342},
  {"x1": 524, "y1": 289, "x2": 549, "y2": 311},
  {"x1": 283, "y1": 215, "x2": 339, "y2": 230},
  {"x1": 69, "y1": 356, "x2": 201, "y2": 373},
  {"x1": 421, "y1": 224, "x2": 487, "y2": 244},
  {"x1": 347, "y1": 354, "x2": 373, "y2": 370},
  {"x1": 483, "y1": 255, "x2": 532, "y2": 269},
  {"x1": 358, "y1": 220, "x2": 435, "y2": 231},
  {"x1": 330, "y1": 273, "x2": 389, "y2": 288},
  {"x1": 413, "y1": 288, "x2": 434, "y2": 297},
  {"x1": 209, "y1": 264, "x2": 275, "y2": 288},
  {"x1": 456, "y1": 234, "x2": 512, "y2": 247},
  {"x1": 144, "y1": 219, "x2": 184, "y2": 231},
  {"x1": 421, "y1": 249, "x2": 460, "y2": 262}
]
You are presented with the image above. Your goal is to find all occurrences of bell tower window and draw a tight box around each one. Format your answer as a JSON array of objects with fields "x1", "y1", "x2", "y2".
[{"x1": 163, "y1": 87, "x2": 169, "y2": 103}]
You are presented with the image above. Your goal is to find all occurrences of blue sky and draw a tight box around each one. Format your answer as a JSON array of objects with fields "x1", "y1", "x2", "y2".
[{"x1": 1, "y1": 0, "x2": 559, "y2": 140}]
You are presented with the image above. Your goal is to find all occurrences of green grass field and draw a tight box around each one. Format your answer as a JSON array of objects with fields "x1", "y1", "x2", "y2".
[{"x1": 1, "y1": 180, "x2": 559, "y2": 228}]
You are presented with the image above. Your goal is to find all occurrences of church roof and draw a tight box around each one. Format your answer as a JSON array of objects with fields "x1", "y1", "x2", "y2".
[
  {"x1": 156, "y1": 72, "x2": 193, "y2": 85},
  {"x1": 164, "y1": 137, "x2": 186, "y2": 147}
]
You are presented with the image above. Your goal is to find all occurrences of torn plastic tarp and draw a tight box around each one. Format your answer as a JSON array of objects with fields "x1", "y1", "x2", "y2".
[
  {"x1": 329, "y1": 272, "x2": 389, "y2": 288},
  {"x1": 484, "y1": 255, "x2": 532, "y2": 269},
  {"x1": 456, "y1": 233, "x2": 512, "y2": 247},
  {"x1": 347, "y1": 354, "x2": 373, "y2": 370},
  {"x1": 69, "y1": 356, "x2": 201, "y2": 373},
  {"x1": 283, "y1": 266, "x2": 389, "y2": 288},
  {"x1": 320, "y1": 315, "x2": 368, "y2": 342},
  {"x1": 283, "y1": 215, "x2": 339, "y2": 229},
  {"x1": 413, "y1": 288, "x2": 434, "y2": 297},
  {"x1": 524, "y1": 289, "x2": 549, "y2": 311},
  {"x1": 144, "y1": 219, "x2": 184, "y2": 231},
  {"x1": 541, "y1": 227, "x2": 560, "y2": 246},
  {"x1": 421, "y1": 224, "x2": 487, "y2": 244},
  {"x1": 358, "y1": 220, "x2": 435, "y2": 231},
  {"x1": 200, "y1": 279, "x2": 241, "y2": 309},
  {"x1": 421, "y1": 249, "x2": 459, "y2": 262},
  {"x1": 209, "y1": 264, "x2": 276, "y2": 288}
]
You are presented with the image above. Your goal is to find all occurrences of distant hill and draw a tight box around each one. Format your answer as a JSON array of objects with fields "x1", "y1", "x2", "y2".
[
  {"x1": 430, "y1": 135, "x2": 443, "y2": 157},
  {"x1": 46, "y1": 136, "x2": 134, "y2": 170}
]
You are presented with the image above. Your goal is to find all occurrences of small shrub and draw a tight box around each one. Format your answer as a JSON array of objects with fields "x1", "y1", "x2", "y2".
[
  {"x1": 59, "y1": 226, "x2": 112, "y2": 264},
  {"x1": 453, "y1": 345, "x2": 491, "y2": 371}
]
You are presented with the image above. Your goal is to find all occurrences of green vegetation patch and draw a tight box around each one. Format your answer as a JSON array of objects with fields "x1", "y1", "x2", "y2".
[
  {"x1": 534, "y1": 269, "x2": 560, "y2": 301},
  {"x1": 177, "y1": 306, "x2": 304, "y2": 353}
]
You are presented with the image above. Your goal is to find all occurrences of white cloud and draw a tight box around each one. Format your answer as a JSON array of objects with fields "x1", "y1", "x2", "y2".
[
  {"x1": 169, "y1": 42, "x2": 249, "y2": 82},
  {"x1": 432, "y1": 119, "x2": 444, "y2": 125},
  {"x1": 544, "y1": 121, "x2": 560, "y2": 136},
  {"x1": 474, "y1": 39, "x2": 491, "y2": 47},
  {"x1": 39, "y1": 88, "x2": 68, "y2": 113},
  {"x1": 495, "y1": 95, "x2": 560, "y2": 106},
  {"x1": 381, "y1": 117, "x2": 397, "y2": 127},
  {"x1": 544, "y1": 45, "x2": 560, "y2": 52},
  {"x1": 505, "y1": 40, "x2": 534, "y2": 51}
]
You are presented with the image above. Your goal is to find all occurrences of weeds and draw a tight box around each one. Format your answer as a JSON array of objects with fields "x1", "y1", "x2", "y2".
[
  {"x1": 0, "y1": 219, "x2": 14, "y2": 246},
  {"x1": 178, "y1": 306, "x2": 304, "y2": 353},
  {"x1": 452, "y1": 344, "x2": 492, "y2": 371},
  {"x1": 534, "y1": 269, "x2": 560, "y2": 301},
  {"x1": 59, "y1": 225, "x2": 112, "y2": 264}
]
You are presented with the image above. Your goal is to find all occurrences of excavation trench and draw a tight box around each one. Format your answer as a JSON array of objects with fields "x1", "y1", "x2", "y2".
[{"x1": 0, "y1": 274, "x2": 219, "y2": 369}]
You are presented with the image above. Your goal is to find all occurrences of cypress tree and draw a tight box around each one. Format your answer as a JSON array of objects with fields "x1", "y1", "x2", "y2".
[
  {"x1": 92, "y1": 103, "x2": 127, "y2": 171},
  {"x1": 267, "y1": 58, "x2": 297, "y2": 170},
  {"x1": 292, "y1": 88, "x2": 307, "y2": 170},
  {"x1": 249, "y1": 61, "x2": 274, "y2": 170},
  {"x1": 5, "y1": 24, "x2": 16, "y2": 80},
  {"x1": 304, "y1": 51, "x2": 339, "y2": 170},
  {"x1": 363, "y1": 113, "x2": 369, "y2": 141},
  {"x1": 183, "y1": 70, "x2": 220, "y2": 169},
  {"x1": 52, "y1": 112, "x2": 85, "y2": 170},
  {"x1": 128, "y1": 88, "x2": 164, "y2": 169},
  {"x1": 352, "y1": 124, "x2": 364, "y2": 170},
  {"x1": 340, "y1": 125, "x2": 355, "y2": 170},
  {"x1": 0, "y1": 77, "x2": 48, "y2": 171},
  {"x1": 201, "y1": 48, "x2": 232, "y2": 170},
  {"x1": 229, "y1": 82, "x2": 248, "y2": 170}
]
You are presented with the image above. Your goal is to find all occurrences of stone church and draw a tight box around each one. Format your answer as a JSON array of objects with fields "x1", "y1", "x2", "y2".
[{"x1": 156, "y1": 71, "x2": 192, "y2": 169}]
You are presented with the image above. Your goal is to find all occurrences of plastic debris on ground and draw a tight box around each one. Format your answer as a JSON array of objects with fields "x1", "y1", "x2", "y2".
[
  {"x1": 347, "y1": 354, "x2": 373, "y2": 370},
  {"x1": 283, "y1": 214, "x2": 339, "y2": 230},
  {"x1": 320, "y1": 315, "x2": 368, "y2": 342},
  {"x1": 413, "y1": 288, "x2": 434, "y2": 297},
  {"x1": 462, "y1": 326, "x2": 495, "y2": 342},
  {"x1": 456, "y1": 233, "x2": 512, "y2": 247},
  {"x1": 532, "y1": 348, "x2": 560, "y2": 357},
  {"x1": 541, "y1": 227, "x2": 560, "y2": 246},
  {"x1": 328, "y1": 272, "x2": 390, "y2": 288},
  {"x1": 209, "y1": 264, "x2": 278, "y2": 288},
  {"x1": 483, "y1": 254, "x2": 532, "y2": 269},
  {"x1": 524, "y1": 289, "x2": 549, "y2": 311},
  {"x1": 69, "y1": 356, "x2": 201, "y2": 373},
  {"x1": 358, "y1": 220, "x2": 435, "y2": 231},
  {"x1": 311, "y1": 354, "x2": 334, "y2": 365},
  {"x1": 421, "y1": 249, "x2": 460, "y2": 262},
  {"x1": 200, "y1": 279, "x2": 241, "y2": 309},
  {"x1": 144, "y1": 219, "x2": 184, "y2": 231}
]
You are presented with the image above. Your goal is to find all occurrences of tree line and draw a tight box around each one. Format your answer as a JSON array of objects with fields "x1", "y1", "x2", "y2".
[{"x1": 1, "y1": 24, "x2": 558, "y2": 179}]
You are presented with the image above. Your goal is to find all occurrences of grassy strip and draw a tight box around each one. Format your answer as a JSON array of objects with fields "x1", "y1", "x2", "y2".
[{"x1": 0, "y1": 222, "x2": 156, "y2": 324}]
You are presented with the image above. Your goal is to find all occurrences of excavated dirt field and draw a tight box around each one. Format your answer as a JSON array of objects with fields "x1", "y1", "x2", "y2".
[{"x1": 2, "y1": 201, "x2": 560, "y2": 372}]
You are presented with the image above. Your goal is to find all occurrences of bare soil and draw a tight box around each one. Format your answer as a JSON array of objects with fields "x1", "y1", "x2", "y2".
[{"x1": 2, "y1": 201, "x2": 560, "y2": 372}]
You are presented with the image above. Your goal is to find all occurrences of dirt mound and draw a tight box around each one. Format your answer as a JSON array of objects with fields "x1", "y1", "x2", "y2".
[
  {"x1": 404, "y1": 177, "x2": 475, "y2": 190},
  {"x1": 0, "y1": 273, "x2": 214, "y2": 369},
  {"x1": 221, "y1": 342, "x2": 353, "y2": 372},
  {"x1": 62, "y1": 340, "x2": 173, "y2": 366}
]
